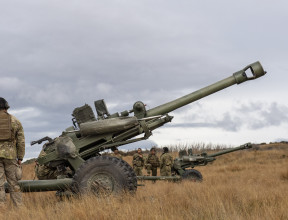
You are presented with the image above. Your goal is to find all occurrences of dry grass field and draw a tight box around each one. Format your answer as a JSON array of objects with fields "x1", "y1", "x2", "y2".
[{"x1": 1, "y1": 143, "x2": 287, "y2": 220}]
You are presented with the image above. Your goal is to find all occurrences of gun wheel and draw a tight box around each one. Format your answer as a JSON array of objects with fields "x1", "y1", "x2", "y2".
[
  {"x1": 182, "y1": 169, "x2": 203, "y2": 182},
  {"x1": 72, "y1": 156, "x2": 137, "y2": 195}
]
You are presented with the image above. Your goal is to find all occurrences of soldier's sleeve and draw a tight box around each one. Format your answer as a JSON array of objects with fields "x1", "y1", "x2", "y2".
[
  {"x1": 156, "y1": 156, "x2": 160, "y2": 167},
  {"x1": 16, "y1": 120, "x2": 25, "y2": 160},
  {"x1": 160, "y1": 155, "x2": 164, "y2": 168},
  {"x1": 144, "y1": 155, "x2": 148, "y2": 165},
  {"x1": 132, "y1": 153, "x2": 137, "y2": 165},
  {"x1": 170, "y1": 155, "x2": 174, "y2": 166}
]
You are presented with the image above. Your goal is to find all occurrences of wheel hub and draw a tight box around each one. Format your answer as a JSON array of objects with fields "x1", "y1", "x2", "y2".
[{"x1": 87, "y1": 173, "x2": 115, "y2": 195}]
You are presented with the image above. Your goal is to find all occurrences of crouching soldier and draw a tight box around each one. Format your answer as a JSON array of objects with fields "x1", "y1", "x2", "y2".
[
  {"x1": 111, "y1": 147, "x2": 123, "y2": 160},
  {"x1": 0, "y1": 98, "x2": 25, "y2": 207},
  {"x1": 35, "y1": 148, "x2": 61, "y2": 180},
  {"x1": 35, "y1": 137, "x2": 73, "y2": 180},
  {"x1": 160, "y1": 147, "x2": 173, "y2": 176},
  {"x1": 145, "y1": 147, "x2": 160, "y2": 176}
]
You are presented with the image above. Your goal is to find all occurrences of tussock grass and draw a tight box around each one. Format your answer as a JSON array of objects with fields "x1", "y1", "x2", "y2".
[
  {"x1": 280, "y1": 168, "x2": 288, "y2": 180},
  {"x1": 1, "y1": 144, "x2": 287, "y2": 220}
]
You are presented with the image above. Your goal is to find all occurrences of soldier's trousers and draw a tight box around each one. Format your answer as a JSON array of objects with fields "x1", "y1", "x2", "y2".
[
  {"x1": 146, "y1": 165, "x2": 157, "y2": 176},
  {"x1": 160, "y1": 165, "x2": 172, "y2": 176},
  {"x1": 36, "y1": 164, "x2": 60, "y2": 180},
  {"x1": 0, "y1": 158, "x2": 22, "y2": 206},
  {"x1": 133, "y1": 166, "x2": 143, "y2": 176}
]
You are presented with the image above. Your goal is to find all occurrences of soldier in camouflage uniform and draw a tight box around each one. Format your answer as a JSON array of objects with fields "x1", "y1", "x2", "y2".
[
  {"x1": 35, "y1": 148, "x2": 62, "y2": 180},
  {"x1": 132, "y1": 148, "x2": 144, "y2": 176},
  {"x1": 145, "y1": 147, "x2": 160, "y2": 176},
  {"x1": 0, "y1": 98, "x2": 25, "y2": 206},
  {"x1": 160, "y1": 147, "x2": 173, "y2": 176},
  {"x1": 35, "y1": 138, "x2": 72, "y2": 180},
  {"x1": 111, "y1": 147, "x2": 123, "y2": 160}
]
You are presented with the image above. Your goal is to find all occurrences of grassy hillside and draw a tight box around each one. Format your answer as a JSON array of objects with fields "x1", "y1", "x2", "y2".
[{"x1": 1, "y1": 143, "x2": 288, "y2": 220}]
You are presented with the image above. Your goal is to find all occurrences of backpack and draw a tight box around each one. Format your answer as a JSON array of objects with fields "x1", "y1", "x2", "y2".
[{"x1": 0, "y1": 112, "x2": 12, "y2": 141}]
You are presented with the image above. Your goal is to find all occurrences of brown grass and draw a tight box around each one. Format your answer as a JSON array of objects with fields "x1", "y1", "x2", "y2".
[{"x1": 1, "y1": 144, "x2": 288, "y2": 220}]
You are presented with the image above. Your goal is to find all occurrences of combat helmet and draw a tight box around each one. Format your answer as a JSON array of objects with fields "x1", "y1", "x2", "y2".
[
  {"x1": 0, "y1": 97, "x2": 9, "y2": 110},
  {"x1": 163, "y1": 147, "x2": 169, "y2": 153},
  {"x1": 111, "y1": 146, "x2": 119, "y2": 152}
]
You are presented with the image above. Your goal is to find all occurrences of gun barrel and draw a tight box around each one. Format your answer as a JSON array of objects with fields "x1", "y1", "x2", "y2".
[
  {"x1": 208, "y1": 143, "x2": 253, "y2": 158},
  {"x1": 136, "y1": 176, "x2": 181, "y2": 181},
  {"x1": 5, "y1": 179, "x2": 72, "y2": 193},
  {"x1": 146, "y1": 61, "x2": 265, "y2": 117}
]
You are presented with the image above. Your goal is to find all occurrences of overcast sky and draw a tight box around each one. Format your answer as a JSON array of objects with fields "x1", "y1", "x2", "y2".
[{"x1": 1, "y1": 1, "x2": 287, "y2": 159}]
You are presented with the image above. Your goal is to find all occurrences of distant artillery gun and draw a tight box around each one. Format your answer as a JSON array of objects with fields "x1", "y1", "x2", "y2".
[
  {"x1": 5, "y1": 61, "x2": 266, "y2": 195},
  {"x1": 171, "y1": 142, "x2": 253, "y2": 181}
]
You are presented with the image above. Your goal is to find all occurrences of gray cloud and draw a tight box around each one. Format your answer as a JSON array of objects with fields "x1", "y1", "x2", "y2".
[
  {"x1": 168, "y1": 102, "x2": 288, "y2": 132},
  {"x1": 167, "y1": 112, "x2": 242, "y2": 132},
  {"x1": 246, "y1": 102, "x2": 288, "y2": 129}
]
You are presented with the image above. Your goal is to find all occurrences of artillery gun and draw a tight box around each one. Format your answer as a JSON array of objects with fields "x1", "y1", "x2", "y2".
[
  {"x1": 173, "y1": 142, "x2": 253, "y2": 181},
  {"x1": 8, "y1": 62, "x2": 266, "y2": 195}
]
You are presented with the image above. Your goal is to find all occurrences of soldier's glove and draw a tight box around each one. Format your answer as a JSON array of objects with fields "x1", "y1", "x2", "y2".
[{"x1": 15, "y1": 164, "x2": 22, "y2": 181}]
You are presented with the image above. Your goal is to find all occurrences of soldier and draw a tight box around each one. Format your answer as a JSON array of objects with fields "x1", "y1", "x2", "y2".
[
  {"x1": 132, "y1": 148, "x2": 144, "y2": 176},
  {"x1": 0, "y1": 97, "x2": 25, "y2": 206},
  {"x1": 111, "y1": 147, "x2": 123, "y2": 160},
  {"x1": 35, "y1": 137, "x2": 72, "y2": 180},
  {"x1": 35, "y1": 147, "x2": 61, "y2": 180},
  {"x1": 160, "y1": 147, "x2": 173, "y2": 176},
  {"x1": 145, "y1": 147, "x2": 160, "y2": 176}
]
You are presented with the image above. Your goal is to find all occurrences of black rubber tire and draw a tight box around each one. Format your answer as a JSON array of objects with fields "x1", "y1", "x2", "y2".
[
  {"x1": 72, "y1": 156, "x2": 137, "y2": 195},
  {"x1": 182, "y1": 169, "x2": 203, "y2": 182}
]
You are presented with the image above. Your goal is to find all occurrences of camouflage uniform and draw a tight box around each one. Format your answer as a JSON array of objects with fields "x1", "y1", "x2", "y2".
[
  {"x1": 160, "y1": 152, "x2": 174, "y2": 176},
  {"x1": 0, "y1": 111, "x2": 25, "y2": 206},
  {"x1": 132, "y1": 153, "x2": 144, "y2": 176},
  {"x1": 35, "y1": 149, "x2": 61, "y2": 180},
  {"x1": 145, "y1": 154, "x2": 160, "y2": 176},
  {"x1": 36, "y1": 140, "x2": 72, "y2": 180},
  {"x1": 36, "y1": 164, "x2": 60, "y2": 180},
  {"x1": 111, "y1": 152, "x2": 123, "y2": 160}
]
